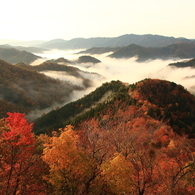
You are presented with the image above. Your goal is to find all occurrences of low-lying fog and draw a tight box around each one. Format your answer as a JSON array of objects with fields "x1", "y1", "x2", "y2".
[
  {"x1": 28, "y1": 49, "x2": 195, "y2": 119},
  {"x1": 33, "y1": 49, "x2": 195, "y2": 92}
]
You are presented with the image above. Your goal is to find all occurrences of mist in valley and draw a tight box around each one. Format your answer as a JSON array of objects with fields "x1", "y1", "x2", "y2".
[
  {"x1": 35, "y1": 49, "x2": 195, "y2": 91},
  {"x1": 28, "y1": 49, "x2": 195, "y2": 119},
  {"x1": 31, "y1": 49, "x2": 83, "y2": 65}
]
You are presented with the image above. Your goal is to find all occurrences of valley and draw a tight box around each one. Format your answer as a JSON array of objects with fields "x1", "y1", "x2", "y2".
[
  {"x1": 1, "y1": 34, "x2": 195, "y2": 194},
  {"x1": 1, "y1": 0, "x2": 195, "y2": 192}
]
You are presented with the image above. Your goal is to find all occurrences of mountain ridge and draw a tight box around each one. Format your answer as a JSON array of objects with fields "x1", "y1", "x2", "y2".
[
  {"x1": 16, "y1": 61, "x2": 102, "y2": 88},
  {"x1": 169, "y1": 58, "x2": 195, "y2": 68},
  {"x1": 108, "y1": 42, "x2": 195, "y2": 61},
  {"x1": 33, "y1": 79, "x2": 195, "y2": 139},
  {"x1": 0, "y1": 48, "x2": 41, "y2": 64},
  {"x1": 39, "y1": 34, "x2": 194, "y2": 49},
  {"x1": 0, "y1": 59, "x2": 86, "y2": 118}
]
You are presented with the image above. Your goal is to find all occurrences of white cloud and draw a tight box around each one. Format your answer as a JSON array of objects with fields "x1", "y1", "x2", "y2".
[{"x1": 36, "y1": 50, "x2": 195, "y2": 94}]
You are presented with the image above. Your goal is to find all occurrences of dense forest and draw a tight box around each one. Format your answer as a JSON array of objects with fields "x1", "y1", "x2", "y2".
[
  {"x1": 1, "y1": 79, "x2": 195, "y2": 194},
  {"x1": 33, "y1": 80, "x2": 124, "y2": 134},
  {"x1": 0, "y1": 59, "x2": 87, "y2": 119},
  {"x1": 33, "y1": 79, "x2": 195, "y2": 137}
]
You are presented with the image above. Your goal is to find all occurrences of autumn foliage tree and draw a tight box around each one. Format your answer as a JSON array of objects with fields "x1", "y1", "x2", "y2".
[
  {"x1": 101, "y1": 153, "x2": 134, "y2": 194},
  {"x1": 74, "y1": 101, "x2": 195, "y2": 195},
  {"x1": 153, "y1": 135, "x2": 195, "y2": 195},
  {"x1": 2, "y1": 78, "x2": 195, "y2": 195},
  {"x1": 0, "y1": 112, "x2": 47, "y2": 195},
  {"x1": 42, "y1": 125, "x2": 95, "y2": 195},
  {"x1": 36, "y1": 109, "x2": 195, "y2": 195}
]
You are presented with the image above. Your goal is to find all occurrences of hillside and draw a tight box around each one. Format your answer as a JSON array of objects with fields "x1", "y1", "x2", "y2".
[
  {"x1": 2, "y1": 78, "x2": 195, "y2": 194},
  {"x1": 0, "y1": 59, "x2": 83, "y2": 118},
  {"x1": 33, "y1": 79, "x2": 195, "y2": 138},
  {"x1": 78, "y1": 47, "x2": 119, "y2": 54},
  {"x1": 46, "y1": 55, "x2": 101, "y2": 65},
  {"x1": 0, "y1": 48, "x2": 41, "y2": 64},
  {"x1": 46, "y1": 57, "x2": 72, "y2": 64},
  {"x1": 16, "y1": 61, "x2": 102, "y2": 88},
  {"x1": 17, "y1": 61, "x2": 84, "y2": 75},
  {"x1": 76, "y1": 55, "x2": 101, "y2": 64},
  {"x1": 0, "y1": 99, "x2": 28, "y2": 118},
  {"x1": 39, "y1": 34, "x2": 193, "y2": 49},
  {"x1": 109, "y1": 43, "x2": 195, "y2": 61},
  {"x1": 33, "y1": 80, "x2": 124, "y2": 134},
  {"x1": 169, "y1": 58, "x2": 195, "y2": 68}
]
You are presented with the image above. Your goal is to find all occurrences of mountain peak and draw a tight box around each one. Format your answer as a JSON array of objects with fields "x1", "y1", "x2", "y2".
[{"x1": 129, "y1": 79, "x2": 195, "y2": 136}]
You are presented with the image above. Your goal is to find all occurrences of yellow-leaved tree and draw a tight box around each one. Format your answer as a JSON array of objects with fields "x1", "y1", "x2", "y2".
[
  {"x1": 101, "y1": 153, "x2": 134, "y2": 194},
  {"x1": 42, "y1": 125, "x2": 94, "y2": 195}
]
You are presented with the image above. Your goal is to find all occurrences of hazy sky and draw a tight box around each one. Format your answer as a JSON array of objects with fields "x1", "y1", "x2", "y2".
[{"x1": 1, "y1": 0, "x2": 195, "y2": 41}]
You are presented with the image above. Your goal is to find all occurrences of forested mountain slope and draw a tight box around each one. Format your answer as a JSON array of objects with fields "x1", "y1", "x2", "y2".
[
  {"x1": 2, "y1": 79, "x2": 195, "y2": 194},
  {"x1": 33, "y1": 80, "x2": 124, "y2": 134},
  {"x1": 16, "y1": 61, "x2": 102, "y2": 88},
  {"x1": 0, "y1": 48, "x2": 41, "y2": 64},
  {"x1": 0, "y1": 59, "x2": 82, "y2": 118},
  {"x1": 33, "y1": 79, "x2": 195, "y2": 138}
]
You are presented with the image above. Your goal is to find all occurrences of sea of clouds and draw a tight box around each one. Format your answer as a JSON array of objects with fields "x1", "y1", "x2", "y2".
[
  {"x1": 27, "y1": 49, "x2": 195, "y2": 119},
  {"x1": 32, "y1": 49, "x2": 195, "y2": 93}
]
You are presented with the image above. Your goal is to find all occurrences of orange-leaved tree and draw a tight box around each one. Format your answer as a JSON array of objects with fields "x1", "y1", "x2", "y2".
[{"x1": 153, "y1": 135, "x2": 195, "y2": 195}]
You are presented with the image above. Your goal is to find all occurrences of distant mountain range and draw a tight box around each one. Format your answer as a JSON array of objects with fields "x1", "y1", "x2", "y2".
[
  {"x1": 2, "y1": 34, "x2": 192, "y2": 49},
  {"x1": 39, "y1": 34, "x2": 194, "y2": 50},
  {"x1": 108, "y1": 43, "x2": 195, "y2": 61},
  {"x1": 2, "y1": 42, "x2": 195, "y2": 64},
  {"x1": 1, "y1": 34, "x2": 194, "y2": 51},
  {"x1": 79, "y1": 42, "x2": 195, "y2": 62},
  {"x1": 1, "y1": 34, "x2": 195, "y2": 63}
]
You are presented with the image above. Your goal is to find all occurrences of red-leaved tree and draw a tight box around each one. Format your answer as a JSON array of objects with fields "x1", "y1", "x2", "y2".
[{"x1": 0, "y1": 112, "x2": 48, "y2": 195}]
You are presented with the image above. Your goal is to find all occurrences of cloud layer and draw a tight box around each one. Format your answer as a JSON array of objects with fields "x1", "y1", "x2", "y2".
[
  {"x1": 27, "y1": 50, "x2": 195, "y2": 120},
  {"x1": 34, "y1": 50, "x2": 195, "y2": 94}
]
